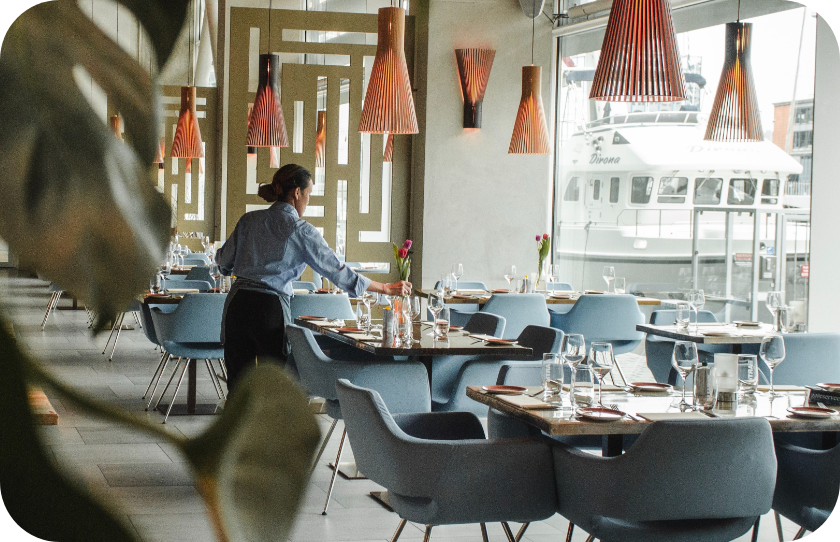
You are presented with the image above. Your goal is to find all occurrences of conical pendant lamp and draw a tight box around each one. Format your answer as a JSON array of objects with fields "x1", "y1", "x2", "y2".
[
  {"x1": 590, "y1": 0, "x2": 686, "y2": 102},
  {"x1": 358, "y1": 7, "x2": 418, "y2": 134},
  {"x1": 383, "y1": 133, "x2": 394, "y2": 163},
  {"x1": 153, "y1": 136, "x2": 165, "y2": 164},
  {"x1": 704, "y1": 22, "x2": 763, "y2": 141},
  {"x1": 110, "y1": 115, "x2": 123, "y2": 141},
  {"x1": 455, "y1": 48, "x2": 495, "y2": 129},
  {"x1": 171, "y1": 86, "x2": 204, "y2": 158},
  {"x1": 509, "y1": 66, "x2": 550, "y2": 154},
  {"x1": 246, "y1": 54, "x2": 289, "y2": 147},
  {"x1": 315, "y1": 110, "x2": 326, "y2": 168}
]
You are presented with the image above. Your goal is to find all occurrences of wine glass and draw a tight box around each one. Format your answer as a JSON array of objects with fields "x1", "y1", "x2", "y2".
[
  {"x1": 589, "y1": 342, "x2": 614, "y2": 407},
  {"x1": 688, "y1": 289, "x2": 705, "y2": 333},
  {"x1": 451, "y1": 263, "x2": 463, "y2": 294},
  {"x1": 765, "y1": 292, "x2": 784, "y2": 331},
  {"x1": 409, "y1": 296, "x2": 422, "y2": 343},
  {"x1": 429, "y1": 292, "x2": 445, "y2": 322},
  {"x1": 503, "y1": 265, "x2": 517, "y2": 293},
  {"x1": 362, "y1": 291, "x2": 378, "y2": 333},
  {"x1": 672, "y1": 341, "x2": 699, "y2": 410},
  {"x1": 602, "y1": 266, "x2": 615, "y2": 293},
  {"x1": 760, "y1": 334, "x2": 786, "y2": 397},
  {"x1": 209, "y1": 263, "x2": 221, "y2": 291},
  {"x1": 562, "y1": 334, "x2": 587, "y2": 367}
]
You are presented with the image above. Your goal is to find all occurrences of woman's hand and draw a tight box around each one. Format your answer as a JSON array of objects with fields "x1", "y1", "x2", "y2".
[{"x1": 369, "y1": 280, "x2": 412, "y2": 297}]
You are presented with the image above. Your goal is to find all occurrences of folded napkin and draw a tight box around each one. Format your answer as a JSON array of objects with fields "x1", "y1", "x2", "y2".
[
  {"x1": 344, "y1": 333, "x2": 380, "y2": 342},
  {"x1": 316, "y1": 321, "x2": 344, "y2": 327},
  {"x1": 497, "y1": 395, "x2": 558, "y2": 410},
  {"x1": 456, "y1": 289, "x2": 488, "y2": 294},
  {"x1": 166, "y1": 288, "x2": 199, "y2": 294},
  {"x1": 757, "y1": 385, "x2": 806, "y2": 392},
  {"x1": 637, "y1": 412, "x2": 708, "y2": 421}
]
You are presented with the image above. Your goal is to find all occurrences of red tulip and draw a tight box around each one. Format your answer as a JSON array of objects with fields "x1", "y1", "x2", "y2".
[
  {"x1": 403, "y1": 239, "x2": 413, "y2": 250},
  {"x1": 543, "y1": 233, "x2": 549, "y2": 239},
  {"x1": 398, "y1": 248, "x2": 408, "y2": 259}
]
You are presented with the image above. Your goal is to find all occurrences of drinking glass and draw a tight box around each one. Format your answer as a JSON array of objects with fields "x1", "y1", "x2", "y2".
[
  {"x1": 688, "y1": 289, "x2": 705, "y2": 332},
  {"x1": 693, "y1": 364, "x2": 718, "y2": 410},
  {"x1": 398, "y1": 301, "x2": 412, "y2": 343},
  {"x1": 542, "y1": 353, "x2": 564, "y2": 405},
  {"x1": 410, "y1": 296, "x2": 422, "y2": 322},
  {"x1": 765, "y1": 292, "x2": 784, "y2": 331},
  {"x1": 675, "y1": 302, "x2": 690, "y2": 330},
  {"x1": 760, "y1": 334, "x2": 786, "y2": 397},
  {"x1": 672, "y1": 341, "x2": 699, "y2": 409},
  {"x1": 737, "y1": 354, "x2": 759, "y2": 395},
  {"x1": 545, "y1": 264, "x2": 556, "y2": 291},
  {"x1": 589, "y1": 342, "x2": 614, "y2": 407},
  {"x1": 562, "y1": 334, "x2": 587, "y2": 368},
  {"x1": 429, "y1": 292, "x2": 445, "y2": 323},
  {"x1": 209, "y1": 264, "x2": 221, "y2": 291},
  {"x1": 613, "y1": 277, "x2": 626, "y2": 294},
  {"x1": 551, "y1": 264, "x2": 562, "y2": 289},
  {"x1": 451, "y1": 263, "x2": 463, "y2": 294},
  {"x1": 434, "y1": 306, "x2": 450, "y2": 338},
  {"x1": 571, "y1": 365, "x2": 595, "y2": 408},
  {"x1": 355, "y1": 303, "x2": 364, "y2": 328},
  {"x1": 440, "y1": 274, "x2": 453, "y2": 297},
  {"x1": 602, "y1": 266, "x2": 615, "y2": 293},
  {"x1": 503, "y1": 265, "x2": 517, "y2": 293},
  {"x1": 149, "y1": 276, "x2": 157, "y2": 294}
]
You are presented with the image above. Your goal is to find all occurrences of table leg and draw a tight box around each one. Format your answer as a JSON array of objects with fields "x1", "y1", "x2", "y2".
[
  {"x1": 416, "y1": 355, "x2": 433, "y2": 388},
  {"x1": 602, "y1": 434, "x2": 623, "y2": 457},
  {"x1": 732, "y1": 344, "x2": 742, "y2": 355},
  {"x1": 187, "y1": 360, "x2": 197, "y2": 414},
  {"x1": 822, "y1": 431, "x2": 838, "y2": 450}
]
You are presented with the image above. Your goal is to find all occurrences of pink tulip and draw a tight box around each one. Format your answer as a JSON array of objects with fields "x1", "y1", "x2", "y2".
[
  {"x1": 535, "y1": 235, "x2": 541, "y2": 241},
  {"x1": 403, "y1": 239, "x2": 413, "y2": 250},
  {"x1": 398, "y1": 248, "x2": 408, "y2": 259}
]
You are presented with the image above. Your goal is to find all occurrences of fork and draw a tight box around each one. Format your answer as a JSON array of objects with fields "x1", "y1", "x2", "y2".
[{"x1": 608, "y1": 404, "x2": 643, "y2": 422}]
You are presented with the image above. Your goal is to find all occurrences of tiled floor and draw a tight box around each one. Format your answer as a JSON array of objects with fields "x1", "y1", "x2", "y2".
[{"x1": 0, "y1": 271, "x2": 802, "y2": 542}]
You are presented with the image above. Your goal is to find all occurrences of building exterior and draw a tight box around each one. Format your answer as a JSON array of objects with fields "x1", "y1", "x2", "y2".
[{"x1": 773, "y1": 99, "x2": 814, "y2": 196}]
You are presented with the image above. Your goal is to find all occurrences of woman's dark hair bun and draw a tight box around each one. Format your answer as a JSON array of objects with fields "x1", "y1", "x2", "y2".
[
  {"x1": 263, "y1": 164, "x2": 312, "y2": 203},
  {"x1": 257, "y1": 183, "x2": 279, "y2": 202}
]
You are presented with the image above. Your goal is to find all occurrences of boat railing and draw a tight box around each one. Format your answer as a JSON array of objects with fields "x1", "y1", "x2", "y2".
[{"x1": 785, "y1": 179, "x2": 811, "y2": 196}]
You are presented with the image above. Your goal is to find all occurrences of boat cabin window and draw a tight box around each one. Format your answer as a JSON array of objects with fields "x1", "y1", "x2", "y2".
[
  {"x1": 693, "y1": 177, "x2": 723, "y2": 205},
  {"x1": 609, "y1": 177, "x2": 620, "y2": 203},
  {"x1": 564, "y1": 177, "x2": 580, "y2": 201},
  {"x1": 592, "y1": 179, "x2": 601, "y2": 200},
  {"x1": 727, "y1": 178, "x2": 757, "y2": 205},
  {"x1": 657, "y1": 177, "x2": 688, "y2": 203},
  {"x1": 762, "y1": 179, "x2": 780, "y2": 205},
  {"x1": 630, "y1": 176, "x2": 653, "y2": 204}
]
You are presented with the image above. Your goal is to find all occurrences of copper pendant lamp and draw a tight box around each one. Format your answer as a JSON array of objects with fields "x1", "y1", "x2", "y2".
[
  {"x1": 314, "y1": 111, "x2": 326, "y2": 168},
  {"x1": 590, "y1": 0, "x2": 686, "y2": 102},
  {"x1": 110, "y1": 115, "x2": 123, "y2": 141},
  {"x1": 171, "y1": 0, "x2": 204, "y2": 158},
  {"x1": 246, "y1": 53, "x2": 289, "y2": 147},
  {"x1": 509, "y1": 66, "x2": 551, "y2": 154},
  {"x1": 455, "y1": 48, "x2": 495, "y2": 129},
  {"x1": 358, "y1": 6, "x2": 418, "y2": 134},
  {"x1": 704, "y1": 22, "x2": 763, "y2": 141},
  {"x1": 153, "y1": 136, "x2": 165, "y2": 165},
  {"x1": 383, "y1": 133, "x2": 394, "y2": 163}
]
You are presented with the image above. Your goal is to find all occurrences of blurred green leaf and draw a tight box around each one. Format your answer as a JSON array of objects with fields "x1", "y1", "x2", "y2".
[
  {"x1": 0, "y1": 2, "x2": 170, "y2": 319},
  {"x1": 185, "y1": 365, "x2": 320, "y2": 542},
  {"x1": 0, "y1": 316, "x2": 139, "y2": 542},
  {"x1": 115, "y1": 0, "x2": 191, "y2": 68}
]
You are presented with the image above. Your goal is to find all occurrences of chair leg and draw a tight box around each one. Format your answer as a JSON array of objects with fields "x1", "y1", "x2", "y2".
[
  {"x1": 41, "y1": 292, "x2": 57, "y2": 330},
  {"x1": 219, "y1": 358, "x2": 228, "y2": 381},
  {"x1": 310, "y1": 418, "x2": 338, "y2": 475},
  {"x1": 205, "y1": 359, "x2": 223, "y2": 399},
  {"x1": 611, "y1": 357, "x2": 628, "y2": 387},
  {"x1": 143, "y1": 352, "x2": 169, "y2": 399},
  {"x1": 390, "y1": 518, "x2": 408, "y2": 542},
  {"x1": 163, "y1": 359, "x2": 191, "y2": 423},
  {"x1": 565, "y1": 523, "x2": 575, "y2": 542},
  {"x1": 321, "y1": 429, "x2": 346, "y2": 515},
  {"x1": 584, "y1": 535, "x2": 595, "y2": 542},
  {"x1": 774, "y1": 511, "x2": 785, "y2": 542},
  {"x1": 793, "y1": 527, "x2": 807, "y2": 540},
  {"x1": 133, "y1": 311, "x2": 142, "y2": 327},
  {"x1": 213, "y1": 360, "x2": 227, "y2": 400},
  {"x1": 501, "y1": 522, "x2": 516, "y2": 542},
  {"x1": 514, "y1": 522, "x2": 530, "y2": 542},
  {"x1": 108, "y1": 312, "x2": 127, "y2": 361},
  {"x1": 422, "y1": 525, "x2": 433, "y2": 542},
  {"x1": 479, "y1": 523, "x2": 489, "y2": 542},
  {"x1": 154, "y1": 357, "x2": 183, "y2": 410},
  {"x1": 101, "y1": 314, "x2": 120, "y2": 354},
  {"x1": 751, "y1": 517, "x2": 761, "y2": 542},
  {"x1": 146, "y1": 353, "x2": 173, "y2": 410}
]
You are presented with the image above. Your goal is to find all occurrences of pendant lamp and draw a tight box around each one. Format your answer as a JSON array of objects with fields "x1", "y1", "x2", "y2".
[
  {"x1": 509, "y1": 66, "x2": 550, "y2": 154},
  {"x1": 455, "y1": 48, "x2": 495, "y2": 129},
  {"x1": 171, "y1": 0, "x2": 204, "y2": 158},
  {"x1": 315, "y1": 111, "x2": 326, "y2": 168},
  {"x1": 704, "y1": 22, "x2": 763, "y2": 141},
  {"x1": 246, "y1": 54, "x2": 289, "y2": 147},
  {"x1": 358, "y1": 7, "x2": 418, "y2": 134},
  {"x1": 153, "y1": 136, "x2": 165, "y2": 165},
  {"x1": 110, "y1": 115, "x2": 123, "y2": 141},
  {"x1": 590, "y1": 0, "x2": 686, "y2": 102},
  {"x1": 383, "y1": 133, "x2": 394, "y2": 163}
]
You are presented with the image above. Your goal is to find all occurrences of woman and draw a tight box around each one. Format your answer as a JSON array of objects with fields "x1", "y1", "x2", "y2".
[{"x1": 216, "y1": 164, "x2": 412, "y2": 393}]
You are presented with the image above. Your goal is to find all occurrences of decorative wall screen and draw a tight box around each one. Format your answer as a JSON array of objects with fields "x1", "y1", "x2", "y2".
[{"x1": 227, "y1": 8, "x2": 413, "y2": 282}]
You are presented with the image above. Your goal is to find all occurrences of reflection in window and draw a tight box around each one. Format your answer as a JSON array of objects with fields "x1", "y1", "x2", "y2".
[
  {"x1": 693, "y1": 178, "x2": 723, "y2": 205},
  {"x1": 762, "y1": 179, "x2": 780, "y2": 204},
  {"x1": 657, "y1": 177, "x2": 688, "y2": 203},
  {"x1": 592, "y1": 179, "x2": 601, "y2": 201},
  {"x1": 631, "y1": 176, "x2": 653, "y2": 204},
  {"x1": 564, "y1": 177, "x2": 580, "y2": 201},
  {"x1": 727, "y1": 178, "x2": 757, "y2": 205},
  {"x1": 609, "y1": 177, "x2": 620, "y2": 203},
  {"x1": 793, "y1": 131, "x2": 812, "y2": 149}
]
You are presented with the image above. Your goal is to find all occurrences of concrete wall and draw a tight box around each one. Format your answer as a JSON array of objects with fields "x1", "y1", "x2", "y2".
[
  {"x1": 807, "y1": 15, "x2": 840, "y2": 332},
  {"x1": 417, "y1": 0, "x2": 554, "y2": 289}
]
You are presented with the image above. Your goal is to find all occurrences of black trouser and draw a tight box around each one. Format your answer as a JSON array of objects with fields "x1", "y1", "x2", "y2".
[{"x1": 223, "y1": 289, "x2": 289, "y2": 394}]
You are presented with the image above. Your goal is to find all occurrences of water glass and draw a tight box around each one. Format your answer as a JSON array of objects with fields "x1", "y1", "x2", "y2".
[
  {"x1": 503, "y1": 265, "x2": 517, "y2": 293},
  {"x1": 693, "y1": 363, "x2": 718, "y2": 410},
  {"x1": 562, "y1": 334, "x2": 587, "y2": 367},
  {"x1": 672, "y1": 341, "x2": 699, "y2": 409},
  {"x1": 589, "y1": 342, "x2": 615, "y2": 407},
  {"x1": 737, "y1": 354, "x2": 759, "y2": 395},
  {"x1": 434, "y1": 306, "x2": 450, "y2": 338},
  {"x1": 440, "y1": 274, "x2": 453, "y2": 297},
  {"x1": 675, "y1": 302, "x2": 690, "y2": 330},
  {"x1": 429, "y1": 292, "x2": 445, "y2": 321},
  {"x1": 541, "y1": 353, "x2": 564, "y2": 405},
  {"x1": 613, "y1": 277, "x2": 626, "y2": 294},
  {"x1": 355, "y1": 303, "x2": 364, "y2": 328},
  {"x1": 760, "y1": 334, "x2": 786, "y2": 396},
  {"x1": 571, "y1": 365, "x2": 595, "y2": 408},
  {"x1": 602, "y1": 266, "x2": 615, "y2": 293},
  {"x1": 209, "y1": 263, "x2": 221, "y2": 291}
]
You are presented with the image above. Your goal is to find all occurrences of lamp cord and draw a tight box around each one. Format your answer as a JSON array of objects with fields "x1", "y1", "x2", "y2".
[
  {"x1": 737, "y1": 0, "x2": 741, "y2": 22},
  {"x1": 531, "y1": 0, "x2": 536, "y2": 65},
  {"x1": 268, "y1": 0, "x2": 272, "y2": 54}
]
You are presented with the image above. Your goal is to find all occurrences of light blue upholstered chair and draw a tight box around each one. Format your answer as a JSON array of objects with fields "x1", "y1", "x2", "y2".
[
  {"x1": 149, "y1": 294, "x2": 227, "y2": 422},
  {"x1": 645, "y1": 309, "x2": 730, "y2": 385},
  {"x1": 430, "y1": 282, "x2": 488, "y2": 327},
  {"x1": 433, "y1": 280, "x2": 489, "y2": 291},
  {"x1": 430, "y1": 313, "x2": 506, "y2": 409},
  {"x1": 336, "y1": 379, "x2": 557, "y2": 542},
  {"x1": 286, "y1": 324, "x2": 430, "y2": 515},
  {"x1": 163, "y1": 274, "x2": 187, "y2": 281},
  {"x1": 757, "y1": 333, "x2": 840, "y2": 386},
  {"x1": 553, "y1": 418, "x2": 776, "y2": 542},
  {"x1": 480, "y1": 294, "x2": 549, "y2": 340},
  {"x1": 546, "y1": 282, "x2": 574, "y2": 291},
  {"x1": 139, "y1": 302, "x2": 178, "y2": 409},
  {"x1": 772, "y1": 441, "x2": 840, "y2": 540},
  {"x1": 290, "y1": 293, "x2": 356, "y2": 319},
  {"x1": 185, "y1": 266, "x2": 213, "y2": 284},
  {"x1": 292, "y1": 281, "x2": 317, "y2": 292},
  {"x1": 182, "y1": 253, "x2": 211, "y2": 266},
  {"x1": 164, "y1": 279, "x2": 213, "y2": 292},
  {"x1": 432, "y1": 326, "x2": 563, "y2": 416}
]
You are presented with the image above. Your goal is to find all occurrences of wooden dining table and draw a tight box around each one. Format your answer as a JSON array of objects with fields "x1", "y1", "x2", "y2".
[
  {"x1": 419, "y1": 290, "x2": 662, "y2": 306},
  {"x1": 636, "y1": 322, "x2": 776, "y2": 353},
  {"x1": 467, "y1": 385, "x2": 840, "y2": 457}
]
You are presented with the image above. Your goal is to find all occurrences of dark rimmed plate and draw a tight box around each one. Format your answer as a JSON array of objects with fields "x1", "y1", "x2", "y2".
[
  {"x1": 484, "y1": 338, "x2": 517, "y2": 346},
  {"x1": 576, "y1": 407, "x2": 625, "y2": 422},
  {"x1": 299, "y1": 315, "x2": 329, "y2": 321},
  {"x1": 787, "y1": 406, "x2": 838, "y2": 419},
  {"x1": 630, "y1": 382, "x2": 672, "y2": 392},
  {"x1": 482, "y1": 385, "x2": 527, "y2": 395},
  {"x1": 818, "y1": 383, "x2": 840, "y2": 392}
]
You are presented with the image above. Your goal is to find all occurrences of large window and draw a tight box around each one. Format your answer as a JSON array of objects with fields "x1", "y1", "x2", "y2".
[{"x1": 553, "y1": 5, "x2": 815, "y2": 326}]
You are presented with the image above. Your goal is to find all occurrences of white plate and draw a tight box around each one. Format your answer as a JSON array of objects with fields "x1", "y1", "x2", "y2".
[
  {"x1": 817, "y1": 383, "x2": 840, "y2": 392},
  {"x1": 630, "y1": 382, "x2": 672, "y2": 393},
  {"x1": 576, "y1": 407, "x2": 625, "y2": 422},
  {"x1": 786, "y1": 406, "x2": 838, "y2": 419}
]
